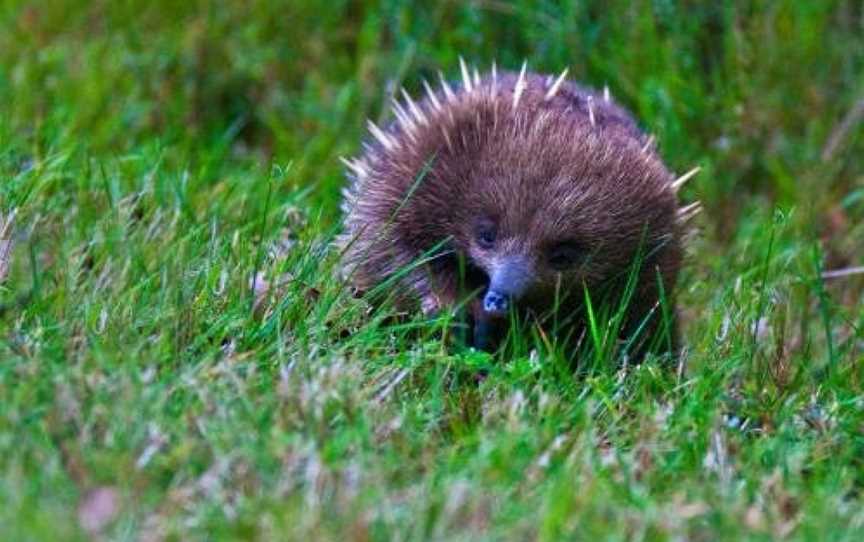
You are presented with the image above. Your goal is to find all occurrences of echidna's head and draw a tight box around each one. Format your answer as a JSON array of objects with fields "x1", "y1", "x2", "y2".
[
  {"x1": 341, "y1": 63, "x2": 697, "y2": 346},
  {"x1": 448, "y1": 118, "x2": 681, "y2": 321}
]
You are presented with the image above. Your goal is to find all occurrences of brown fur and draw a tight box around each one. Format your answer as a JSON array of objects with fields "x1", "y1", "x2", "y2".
[{"x1": 339, "y1": 65, "x2": 690, "y2": 359}]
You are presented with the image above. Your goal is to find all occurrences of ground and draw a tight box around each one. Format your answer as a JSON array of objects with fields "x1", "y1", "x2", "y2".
[{"x1": 1, "y1": 1, "x2": 863, "y2": 540}]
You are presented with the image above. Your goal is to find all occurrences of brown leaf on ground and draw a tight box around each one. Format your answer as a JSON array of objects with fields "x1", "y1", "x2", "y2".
[
  {"x1": 820, "y1": 205, "x2": 852, "y2": 270},
  {"x1": 78, "y1": 486, "x2": 121, "y2": 536}
]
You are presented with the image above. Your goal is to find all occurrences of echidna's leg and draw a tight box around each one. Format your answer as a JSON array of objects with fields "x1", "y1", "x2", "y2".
[{"x1": 415, "y1": 267, "x2": 478, "y2": 349}]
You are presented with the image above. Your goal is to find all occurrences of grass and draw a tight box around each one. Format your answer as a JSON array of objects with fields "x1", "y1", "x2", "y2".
[{"x1": 1, "y1": 0, "x2": 863, "y2": 539}]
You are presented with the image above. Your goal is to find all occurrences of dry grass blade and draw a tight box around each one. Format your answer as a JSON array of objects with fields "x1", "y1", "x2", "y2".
[
  {"x1": 0, "y1": 208, "x2": 16, "y2": 283},
  {"x1": 822, "y1": 97, "x2": 864, "y2": 161},
  {"x1": 821, "y1": 266, "x2": 864, "y2": 280},
  {"x1": 374, "y1": 368, "x2": 410, "y2": 402}
]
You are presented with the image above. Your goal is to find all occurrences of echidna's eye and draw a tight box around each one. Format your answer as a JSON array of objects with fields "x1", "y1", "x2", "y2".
[
  {"x1": 548, "y1": 242, "x2": 584, "y2": 271},
  {"x1": 475, "y1": 222, "x2": 497, "y2": 249}
]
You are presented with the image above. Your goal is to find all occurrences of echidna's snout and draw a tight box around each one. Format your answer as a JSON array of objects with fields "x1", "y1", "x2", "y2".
[
  {"x1": 481, "y1": 255, "x2": 533, "y2": 317},
  {"x1": 482, "y1": 290, "x2": 509, "y2": 315}
]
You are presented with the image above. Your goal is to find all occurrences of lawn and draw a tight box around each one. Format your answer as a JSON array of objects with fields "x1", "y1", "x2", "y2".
[{"x1": 1, "y1": 1, "x2": 863, "y2": 540}]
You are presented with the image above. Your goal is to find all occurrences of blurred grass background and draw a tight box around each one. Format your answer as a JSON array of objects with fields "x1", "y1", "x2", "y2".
[{"x1": 1, "y1": 0, "x2": 863, "y2": 539}]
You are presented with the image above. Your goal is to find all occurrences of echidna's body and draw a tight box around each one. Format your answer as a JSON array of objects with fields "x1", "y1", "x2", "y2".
[{"x1": 339, "y1": 61, "x2": 698, "y2": 358}]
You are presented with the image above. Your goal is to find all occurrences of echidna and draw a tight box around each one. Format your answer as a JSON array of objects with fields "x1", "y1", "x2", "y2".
[{"x1": 339, "y1": 60, "x2": 699, "y2": 359}]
